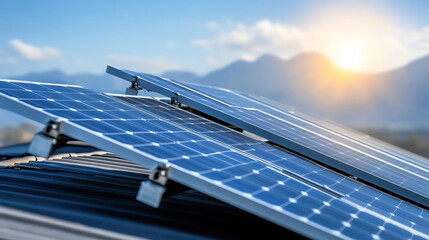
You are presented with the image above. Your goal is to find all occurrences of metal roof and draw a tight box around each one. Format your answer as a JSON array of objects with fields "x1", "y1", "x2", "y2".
[{"x1": 0, "y1": 149, "x2": 298, "y2": 239}]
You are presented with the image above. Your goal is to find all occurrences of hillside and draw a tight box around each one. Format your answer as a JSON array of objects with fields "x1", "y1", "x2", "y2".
[
  {"x1": 193, "y1": 53, "x2": 429, "y2": 128},
  {"x1": 5, "y1": 52, "x2": 429, "y2": 128}
]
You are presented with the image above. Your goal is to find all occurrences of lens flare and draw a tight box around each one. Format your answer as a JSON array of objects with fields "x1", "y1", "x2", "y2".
[{"x1": 334, "y1": 43, "x2": 362, "y2": 70}]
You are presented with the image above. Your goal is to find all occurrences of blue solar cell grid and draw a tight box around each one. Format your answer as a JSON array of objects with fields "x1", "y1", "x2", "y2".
[
  {"x1": 105, "y1": 67, "x2": 428, "y2": 207},
  {"x1": 186, "y1": 83, "x2": 429, "y2": 181},
  {"x1": 113, "y1": 95, "x2": 429, "y2": 237},
  {"x1": 188, "y1": 83, "x2": 429, "y2": 195},
  {"x1": 252, "y1": 94, "x2": 429, "y2": 169}
]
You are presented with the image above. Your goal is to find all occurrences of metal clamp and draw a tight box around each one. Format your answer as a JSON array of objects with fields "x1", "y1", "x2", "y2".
[
  {"x1": 170, "y1": 92, "x2": 180, "y2": 105},
  {"x1": 28, "y1": 120, "x2": 69, "y2": 158},
  {"x1": 136, "y1": 165, "x2": 188, "y2": 208},
  {"x1": 125, "y1": 76, "x2": 143, "y2": 95},
  {"x1": 136, "y1": 165, "x2": 170, "y2": 207}
]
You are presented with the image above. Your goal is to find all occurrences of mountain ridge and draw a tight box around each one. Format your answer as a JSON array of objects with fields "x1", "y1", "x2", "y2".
[
  {"x1": 4, "y1": 52, "x2": 429, "y2": 128},
  {"x1": 195, "y1": 52, "x2": 429, "y2": 128}
]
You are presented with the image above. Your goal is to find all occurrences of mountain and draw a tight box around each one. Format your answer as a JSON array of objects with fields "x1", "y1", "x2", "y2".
[
  {"x1": 199, "y1": 53, "x2": 353, "y2": 111},
  {"x1": 168, "y1": 53, "x2": 428, "y2": 128},
  {"x1": 3, "y1": 52, "x2": 429, "y2": 128}
]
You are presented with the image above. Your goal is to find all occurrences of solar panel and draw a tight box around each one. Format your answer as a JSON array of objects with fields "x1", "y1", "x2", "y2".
[
  {"x1": 187, "y1": 83, "x2": 429, "y2": 170},
  {"x1": 111, "y1": 94, "x2": 429, "y2": 235},
  {"x1": 105, "y1": 66, "x2": 429, "y2": 207},
  {"x1": 0, "y1": 79, "x2": 427, "y2": 239},
  {"x1": 223, "y1": 89, "x2": 429, "y2": 169}
]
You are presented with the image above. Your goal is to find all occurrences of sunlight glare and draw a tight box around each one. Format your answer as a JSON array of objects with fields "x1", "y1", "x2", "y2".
[{"x1": 334, "y1": 43, "x2": 362, "y2": 70}]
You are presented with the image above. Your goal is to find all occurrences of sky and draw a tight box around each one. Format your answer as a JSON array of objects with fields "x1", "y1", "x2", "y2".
[{"x1": 1, "y1": 0, "x2": 429, "y2": 76}]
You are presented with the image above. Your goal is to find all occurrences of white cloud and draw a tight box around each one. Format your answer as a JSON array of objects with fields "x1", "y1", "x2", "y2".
[
  {"x1": 193, "y1": 16, "x2": 429, "y2": 72},
  {"x1": 0, "y1": 39, "x2": 62, "y2": 64},
  {"x1": 106, "y1": 54, "x2": 181, "y2": 74},
  {"x1": 194, "y1": 20, "x2": 306, "y2": 52},
  {"x1": 193, "y1": 20, "x2": 309, "y2": 66},
  {"x1": 9, "y1": 39, "x2": 62, "y2": 60}
]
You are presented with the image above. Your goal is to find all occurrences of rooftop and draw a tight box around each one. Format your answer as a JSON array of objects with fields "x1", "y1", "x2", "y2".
[{"x1": 0, "y1": 145, "x2": 298, "y2": 239}]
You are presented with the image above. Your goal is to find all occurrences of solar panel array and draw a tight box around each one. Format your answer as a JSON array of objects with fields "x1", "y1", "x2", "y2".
[
  {"x1": 0, "y1": 78, "x2": 427, "y2": 239},
  {"x1": 105, "y1": 66, "x2": 428, "y2": 207},
  {"x1": 113, "y1": 94, "x2": 429, "y2": 237}
]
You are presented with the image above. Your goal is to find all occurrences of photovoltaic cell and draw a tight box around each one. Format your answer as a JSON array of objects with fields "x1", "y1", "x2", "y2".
[
  {"x1": 105, "y1": 66, "x2": 429, "y2": 207},
  {"x1": 197, "y1": 84, "x2": 429, "y2": 170},
  {"x1": 112, "y1": 94, "x2": 429, "y2": 237},
  {"x1": 0, "y1": 79, "x2": 427, "y2": 239},
  {"x1": 189, "y1": 83, "x2": 429, "y2": 173},
  {"x1": 254, "y1": 94, "x2": 429, "y2": 169}
]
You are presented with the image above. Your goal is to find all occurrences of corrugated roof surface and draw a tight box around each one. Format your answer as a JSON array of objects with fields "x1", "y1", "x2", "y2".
[
  {"x1": 0, "y1": 205, "x2": 144, "y2": 240},
  {"x1": 0, "y1": 152, "x2": 299, "y2": 239}
]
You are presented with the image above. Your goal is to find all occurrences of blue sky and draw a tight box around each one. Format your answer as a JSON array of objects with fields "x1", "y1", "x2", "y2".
[{"x1": 1, "y1": 0, "x2": 429, "y2": 76}]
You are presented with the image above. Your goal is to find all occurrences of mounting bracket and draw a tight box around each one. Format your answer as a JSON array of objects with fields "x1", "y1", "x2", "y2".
[
  {"x1": 136, "y1": 165, "x2": 188, "y2": 208},
  {"x1": 28, "y1": 120, "x2": 70, "y2": 158},
  {"x1": 125, "y1": 76, "x2": 143, "y2": 95},
  {"x1": 170, "y1": 92, "x2": 180, "y2": 106}
]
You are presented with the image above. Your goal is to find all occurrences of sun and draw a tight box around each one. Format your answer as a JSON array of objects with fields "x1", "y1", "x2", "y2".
[{"x1": 333, "y1": 43, "x2": 362, "y2": 70}]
